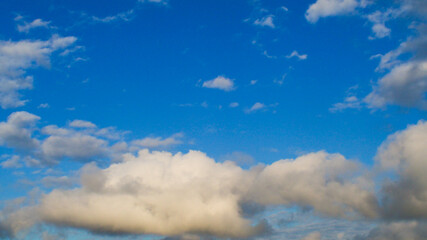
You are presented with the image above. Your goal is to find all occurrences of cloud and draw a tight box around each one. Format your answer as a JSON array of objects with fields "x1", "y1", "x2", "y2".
[
  {"x1": 0, "y1": 35, "x2": 77, "y2": 108},
  {"x1": 354, "y1": 221, "x2": 427, "y2": 240},
  {"x1": 330, "y1": 86, "x2": 362, "y2": 112},
  {"x1": 91, "y1": 9, "x2": 135, "y2": 23},
  {"x1": 131, "y1": 133, "x2": 183, "y2": 148},
  {"x1": 254, "y1": 15, "x2": 275, "y2": 28},
  {"x1": 229, "y1": 102, "x2": 239, "y2": 108},
  {"x1": 0, "y1": 149, "x2": 376, "y2": 238},
  {"x1": 69, "y1": 120, "x2": 97, "y2": 128},
  {"x1": 17, "y1": 18, "x2": 50, "y2": 33},
  {"x1": 0, "y1": 111, "x2": 40, "y2": 150},
  {"x1": 364, "y1": 60, "x2": 427, "y2": 109},
  {"x1": 245, "y1": 103, "x2": 278, "y2": 114},
  {"x1": 286, "y1": 51, "x2": 308, "y2": 60},
  {"x1": 245, "y1": 102, "x2": 266, "y2": 113},
  {"x1": 330, "y1": 96, "x2": 361, "y2": 112},
  {"x1": 202, "y1": 76, "x2": 235, "y2": 91},
  {"x1": 305, "y1": 0, "x2": 364, "y2": 23},
  {"x1": 41, "y1": 135, "x2": 108, "y2": 163},
  {"x1": 376, "y1": 120, "x2": 427, "y2": 219},
  {"x1": 301, "y1": 232, "x2": 322, "y2": 240},
  {"x1": 0, "y1": 112, "x2": 127, "y2": 166}
]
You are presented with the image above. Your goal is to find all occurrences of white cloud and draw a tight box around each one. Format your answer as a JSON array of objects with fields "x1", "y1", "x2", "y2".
[
  {"x1": 245, "y1": 102, "x2": 278, "y2": 114},
  {"x1": 0, "y1": 35, "x2": 77, "y2": 108},
  {"x1": 0, "y1": 155, "x2": 22, "y2": 168},
  {"x1": 330, "y1": 86, "x2": 362, "y2": 113},
  {"x1": 17, "y1": 19, "x2": 50, "y2": 33},
  {"x1": 202, "y1": 76, "x2": 235, "y2": 91},
  {"x1": 364, "y1": 60, "x2": 427, "y2": 109},
  {"x1": 132, "y1": 133, "x2": 183, "y2": 148},
  {"x1": 92, "y1": 9, "x2": 135, "y2": 23},
  {"x1": 286, "y1": 50, "x2": 308, "y2": 60},
  {"x1": 37, "y1": 103, "x2": 50, "y2": 109},
  {"x1": 245, "y1": 102, "x2": 266, "y2": 113},
  {"x1": 305, "y1": 0, "x2": 363, "y2": 23},
  {"x1": 0, "y1": 111, "x2": 40, "y2": 150},
  {"x1": 229, "y1": 102, "x2": 239, "y2": 108},
  {"x1": 0, "y1": 150, "x2": 376, "y2": 238},
  {"x1": 254, "y1": 15, "x2": 275, "y2": 28},
  {"x1": 250, "y1": 80, "x2": 258, "y2": 85},
  {"x1": 376, "y1": 120, "x2": 427, "y2": 219},
  {"x1": 41, "y1": 135, "x2": 108, "y2": 163},
  {"x1": 69, "y1": 120, "x2": 97, "y2": 128}
]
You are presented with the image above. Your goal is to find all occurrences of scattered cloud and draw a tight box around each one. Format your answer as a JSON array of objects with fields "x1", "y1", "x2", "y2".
[
  {"x1": 229, "y1": 102, "x2": 239, "y2": 108},
  {"x1": 254, "y1": 15, "x2": 275, "y2": 28},
  {"x1": 37, "y1": 103, "x2": 50, "y2": 109},
  {"x1": 286, "y1": 51, "x2": 308, "y2": 60},
  {"x1": 132, "y1": 133, "x2": 184, "y2": 148},
  {"x1": 16, "y1": 18, "x2": 51, "y2": 33},
  {"x1": 245, "y1": 102, "x2": 278, "y2": 114},
  {"x1": 250, "y1": 80, "x2": 258, "y2": 85},
  {"x1": 69, "y1": 120, "x2": 97, "y2": 128},
  {"x1": 305, "y1": 0, "x2": 366, "y2": 23},
  {"x1": 0, "y1": 34, "x2": 77, "y2": 108},
  {"x1": 202, "y1": 76, "x2": 235, "y2": 91}
]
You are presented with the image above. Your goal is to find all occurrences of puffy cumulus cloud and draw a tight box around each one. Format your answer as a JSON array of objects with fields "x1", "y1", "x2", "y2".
[
  {"x1": 354, "y1": 221, "x2": 427, "y2": 240},
  {"x1": 365, "y1": 60, "x2": 427, "y2": 109},
  {"x1": 0, "y1": 111, "x2": 40, "y2": 150},
  {"x1": 305, "y1": 0, "x2": 366, "y2": 23},
  {"x1": 0, "y1": 35, "x2": 77, "y2": 108},
  {"x1": 246, "y1": 151, "x2": 378, "y2": 218},
  {"x1": 376, "y1": 121, "x2": 427, "y2": 219},
  {"x1": 202, "y1": 76, "x2": 235, "y2": 91},
  {"x1": 2, "y1": 150, "x2": 375, "y2": 239},
  {"x1": 41, "y1": 134, "x2": 108, "y2": 163},
  {"x1": 131, "y1": 133, "x2": 184, "y2": 148},
  {"x1": 0, "y1": 112, "x2": 123, "y2": 166}
]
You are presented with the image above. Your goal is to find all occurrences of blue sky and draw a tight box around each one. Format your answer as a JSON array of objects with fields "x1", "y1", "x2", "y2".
[{"x1": 0, "y1": 0, "x2": 427, "y2": 239}]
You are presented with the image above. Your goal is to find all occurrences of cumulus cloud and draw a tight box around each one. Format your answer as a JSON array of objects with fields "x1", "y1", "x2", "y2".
[
  {"x1": 202, "y1": 76, "x2": 235, "y2": 91},
  {"x1": 0, "y1": 35, "x2": 77, "y2": 108},
  {"x1": 0, "y1": 150, "x2": 378, "y2": 238},
  {"x1": 376, "y1": 120, "x2": 427, "y2": 219},
  {"x1": 0, "y1": 112, "x2": 127, "y2": 166},
  {"x1": 0, "y1": 111, "x2": 40, "y2": 150},
  {"x1": 17, "y1": 18, "x2": 51, "y2": 33},
  {"x1": 305, "y1": 0, "x2": 365, "y2": 23}
]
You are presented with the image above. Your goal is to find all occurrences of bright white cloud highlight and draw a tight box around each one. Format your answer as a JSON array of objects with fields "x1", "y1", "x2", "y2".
[{"x1": 305, "y1": 0, "x2": 363, "y2": 23}]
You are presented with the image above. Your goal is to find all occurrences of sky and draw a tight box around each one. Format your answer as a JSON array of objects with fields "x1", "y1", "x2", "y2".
[{"x1": 0, "y1": 0, "x2": 427, "y2": 239}]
